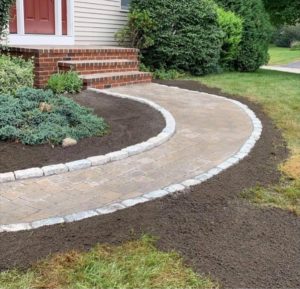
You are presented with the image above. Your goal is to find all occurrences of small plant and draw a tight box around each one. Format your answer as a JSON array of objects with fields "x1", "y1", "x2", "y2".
[
  {"x1": 47, "y1": 71, "x2": 83, "y2": 94},
  {"x1": 0, "y1": 88, "x2": 108, "y2": 145},
  {"x1": 0, "y1": 54, "x2": 34, "y2": 95}
]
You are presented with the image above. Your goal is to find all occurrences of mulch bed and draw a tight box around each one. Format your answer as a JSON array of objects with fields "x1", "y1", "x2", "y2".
[
  {"x1": 1, "y1": 80, "x2": 299, "y2": 288},
  {"x1": 0, "y1": 90, "x2": 165, "y2": 173}
]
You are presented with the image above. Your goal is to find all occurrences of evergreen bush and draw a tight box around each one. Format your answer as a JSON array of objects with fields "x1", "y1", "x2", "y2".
[
  {"x1": 215, "y1": 0, "x2": 271, "y2": 71},
  {"x1": 122, "y1": 0, "x2": 223, "y2": 75},
  {"x1": 0, "y1": 88, "x2": 108, "y2": 145}
]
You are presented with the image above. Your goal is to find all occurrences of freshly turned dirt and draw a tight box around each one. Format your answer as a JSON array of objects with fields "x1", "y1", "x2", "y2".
[
  {"x1": 1, "y1": 80, "x2": 299, "y2": 289},
  {"x1": 0, "y1": 90, "x2": 165, "y2": 173}
]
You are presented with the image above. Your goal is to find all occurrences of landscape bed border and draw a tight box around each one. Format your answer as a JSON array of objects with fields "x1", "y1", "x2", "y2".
[{"x1": 0, "y1": 85, "x2": 262, "y2": 232}]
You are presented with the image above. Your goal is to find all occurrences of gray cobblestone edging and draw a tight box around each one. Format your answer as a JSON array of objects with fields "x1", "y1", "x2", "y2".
[
  {"x1": 0, "y1": 88, "x2": 176, "y2": 184},
  {"x1": 0, "y1": 87, "x2": 263, "y2": 233}
]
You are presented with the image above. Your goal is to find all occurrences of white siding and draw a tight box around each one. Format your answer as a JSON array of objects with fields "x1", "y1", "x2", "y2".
[{"x1": 74, "y1": 0, "x2": 128, "y2": 46}]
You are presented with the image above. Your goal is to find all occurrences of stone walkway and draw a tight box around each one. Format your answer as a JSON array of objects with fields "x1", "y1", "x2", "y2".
[{"x1": 0, "y1": 83, "x2": 253, "y2": 226}]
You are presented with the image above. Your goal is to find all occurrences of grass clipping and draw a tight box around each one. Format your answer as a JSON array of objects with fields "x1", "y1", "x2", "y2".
[{"x1": 0, "y1": 236, "x2": 217, "y2": 289}]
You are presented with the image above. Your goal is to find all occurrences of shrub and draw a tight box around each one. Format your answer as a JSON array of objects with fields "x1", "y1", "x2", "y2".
[
  {"x1": 123, "y1": 0, "x2": 223, "y2": 75},
  {"x1": 215, "y1": 0, "x2": 271, "y2": 71},
  {"x1": 0, "y1": 88, "x2": 108, "y2": 145},
  {"x1": 291, "y1": 41, "x2": 300, "y2": 51},
  {"x1": 217, "y1": 7, "x2": 243, "y2": 70},
  {"x1": 273, "y1": 25, "x2": 300, "y2": 48},
  {"x1": 115, "y1": 9, "x2": 155, "y2": 49},
  {"x1": 0, "y1": 54, "x2": 34, "y2": 95},
  {"x1": 47, "y1": 71, "x2": 83, "y2": 94}
]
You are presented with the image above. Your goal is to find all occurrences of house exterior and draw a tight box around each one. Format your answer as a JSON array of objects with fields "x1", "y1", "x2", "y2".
[
  {"x1": 5, "y1": 0, "x2": 152, "y2": 90},
  {"x1": 8, "y1": 0, "x2": 131, "y2": 46}
]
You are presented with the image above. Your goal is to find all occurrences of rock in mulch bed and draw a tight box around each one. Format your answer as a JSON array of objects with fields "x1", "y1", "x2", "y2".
[
  {"x1": 0, "y1": 81, "x2": 299, "y2": 289},
  {"x1": 0, "y1": 90, "x2": 165, "y2": 173}
]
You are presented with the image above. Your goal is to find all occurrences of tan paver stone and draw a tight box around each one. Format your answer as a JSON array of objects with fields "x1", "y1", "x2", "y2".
[{"x1": 0, "y1": 83, "x2": 253, "y2": 225}]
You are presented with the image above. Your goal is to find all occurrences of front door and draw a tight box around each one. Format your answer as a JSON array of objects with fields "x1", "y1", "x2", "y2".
[{"x1": 24, "y1": 0, "x2": 55, "y2": 34}]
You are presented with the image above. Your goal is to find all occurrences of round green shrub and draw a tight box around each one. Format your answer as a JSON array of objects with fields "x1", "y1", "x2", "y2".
[
  {"x1": 125, "y1": 0, "x2": 223, "y2": 75},
  {"x1": 47, "y1": 71, "x2": 83, "y2": 94},
  {"x1": 217, "y1": 7, "x2": 243, "y2": 70},
  {"x1": 0, "y1": 88, "x2": 108, "y2": 145},
  {"x1": 0, "y1": 54, "x2": 34, "y2": 95},
  {"x1": 215, "y1": 0, "x2": 271, "y2": 72}
]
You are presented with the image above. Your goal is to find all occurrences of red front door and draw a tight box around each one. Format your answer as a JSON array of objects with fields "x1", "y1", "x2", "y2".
[{"x1": 24, "y1": 0, "x2": 55, "y2": 34}]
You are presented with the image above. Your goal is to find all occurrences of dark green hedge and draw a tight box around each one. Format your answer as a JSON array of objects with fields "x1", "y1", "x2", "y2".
[
  {"x1": 215, "y1": 0, "x2": 271, "y2": 71},
  {"x1": 129, "y1": 0, "x2": 223, "y2": 75}
]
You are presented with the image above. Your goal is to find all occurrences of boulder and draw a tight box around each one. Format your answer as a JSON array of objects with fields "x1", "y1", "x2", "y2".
[{"x1": 62, "y1": 137, "x2": 77, "y2": 148}]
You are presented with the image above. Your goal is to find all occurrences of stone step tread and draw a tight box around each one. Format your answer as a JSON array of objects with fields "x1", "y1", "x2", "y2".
[
  {"x1": 58, "y1": 59, "x2": 139, "y2": 66},
  {"x1": 80, "y1": 71, "x2": 152, "y2": 81}
]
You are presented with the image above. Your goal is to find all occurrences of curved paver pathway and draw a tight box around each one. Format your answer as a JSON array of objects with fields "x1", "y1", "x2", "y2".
[{"x1": 0, "y1": 83, "x2": 256, "y2": 229}]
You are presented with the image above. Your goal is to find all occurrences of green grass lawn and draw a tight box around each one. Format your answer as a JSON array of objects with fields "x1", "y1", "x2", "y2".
[
  {"x1": 190, "y1": 69, "x2": 300, "y2": 214},
  {"x1": 0, "y1": 236, "x2": 217, "y2": 289},
  {"x1": 268, "y1": 46, "x2": 300, "y2": 66}
]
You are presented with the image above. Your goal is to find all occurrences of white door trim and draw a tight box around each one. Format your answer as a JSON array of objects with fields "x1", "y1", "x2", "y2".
[{"x1": 8, "y1": 0, "x2": 75, "y2": 45}]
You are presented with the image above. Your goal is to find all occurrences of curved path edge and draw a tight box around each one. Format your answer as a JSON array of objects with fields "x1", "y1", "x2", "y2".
[
  {"x1": 0, "y1": 89, "x2": 176, "y2": 184},
  {"x1": 0, "y1": 87, "x2": 262, "y2": 233}
]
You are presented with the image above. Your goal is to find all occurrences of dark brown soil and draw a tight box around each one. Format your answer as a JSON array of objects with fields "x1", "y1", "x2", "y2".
[
  {"x1": 0, "y1": 90, "x2": 165, "y2": 173},
  {"x1": 1, "y1": 80, "x2": 299, "y2": 289}
]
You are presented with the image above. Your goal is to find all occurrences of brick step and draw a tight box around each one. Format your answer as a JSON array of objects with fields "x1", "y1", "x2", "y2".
[
  {"x1": 58, "y1": 59, "x2": 139, "y2": 75},
  {"x1": 80, "y1": 71, "x2": 152, "y2": 89},
  {"x1": 59, "y1": 47, "x2": 139, "y2": 61}
]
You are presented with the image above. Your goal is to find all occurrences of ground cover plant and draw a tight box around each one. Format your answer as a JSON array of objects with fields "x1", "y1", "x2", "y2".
[
  {"x1": 0, "y1": 236, "x2": 217, "y2": 289},
  {"x1": 0, "y1": 54, "x2": 34, "y2": 95},
  {"x1": 0, "y1": 88, "x2": 108, "y2": 145},
  {"x1": 191, "y1": 69, "x2": 300, "y2": 214},
  {"x1": 268, "y1": 45, "x2": 300, "y2": 65},
  {"x1": 47, "y1": 71, "x2": 83, "y2": 94}
]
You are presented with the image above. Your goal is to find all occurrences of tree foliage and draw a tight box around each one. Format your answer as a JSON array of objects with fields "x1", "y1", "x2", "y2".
[
  {"x1": 215, "y1": 0, "x2": 271, "y2": 72},
  {"x1": 263, "y1": 0, "x2": 300, "y2": 26},
  {"x1": 0, "y1": 0, "x2": 15, "y2": 39}
]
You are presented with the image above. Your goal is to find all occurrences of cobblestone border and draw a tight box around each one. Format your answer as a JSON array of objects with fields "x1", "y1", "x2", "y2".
[
  {"x1": 0, "y1": 88, "x2": 176, "y2": 184},
  {"x1": 0, "y1": 87, "x2": 263, "y2": 233}
]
